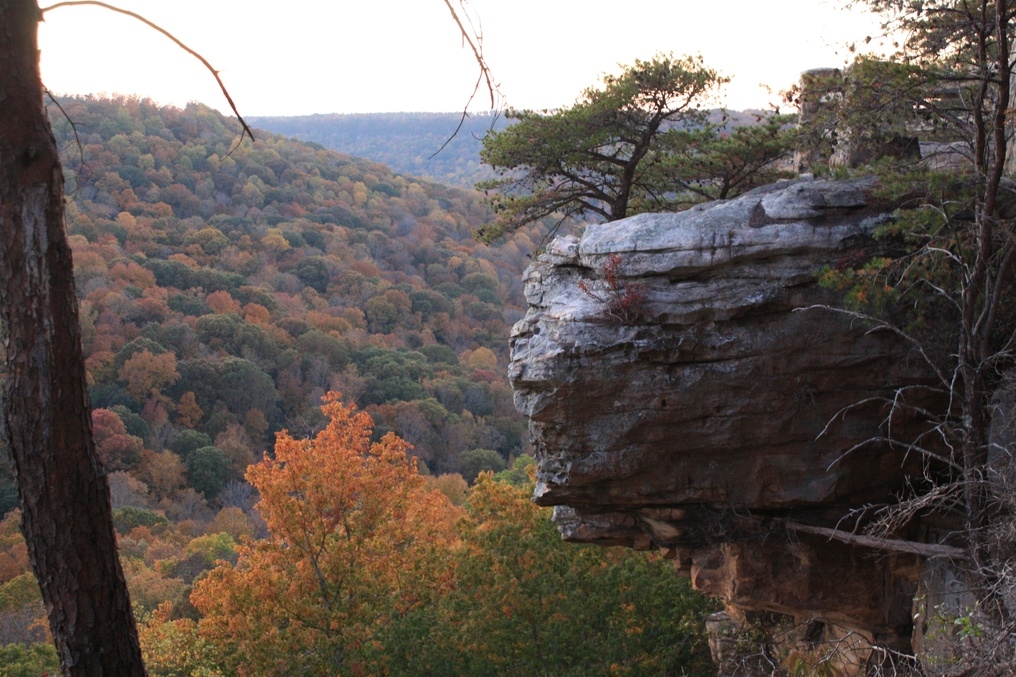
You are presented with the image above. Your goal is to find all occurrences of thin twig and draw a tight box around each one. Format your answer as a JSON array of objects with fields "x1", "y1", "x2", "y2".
[
  {"x1": 43, "y1": 90, "x2": 90, "y2": 196},
  {"x1": 429, "y1": 72, "x2": 482, "y2": 160},
  {"x1": 432, "y1": 0, "x2": 502, "y2": 158},
  {"x1": 795, "y1": 304, "x2": 952, "y2": 388},
  {"x1": 40, "y1": 1, "x2": 254, "y2": 145},
  {"x1": 827, "y1": 434, "x2": 962, "y2": 472},
  {"x1": 44, "y1": 90, "x2": 82, "y2": 159},
  {"x1": 441, "y1": 0, "x2": 495, "y2": 109}
]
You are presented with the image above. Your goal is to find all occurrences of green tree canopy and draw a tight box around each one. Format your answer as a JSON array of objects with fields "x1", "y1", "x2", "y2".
[
  {"x1": 478, "y1": 54, "x2": 720, "y2": 240},
  {"x1": 380, "y1": 473, "x2": 717, "y2": 676},
  {"x1": 477, "y1": 53, "x2": 794, "y2": 242},
  {"x1": 186, "y1": 446, "x2": 230, "y2": 499},
  {"x1": 458, "y1": 447, "x2": 505, "y2": 484},
  {"x1": 658, "y1": 111, "x2": 797, "y2": 204}
]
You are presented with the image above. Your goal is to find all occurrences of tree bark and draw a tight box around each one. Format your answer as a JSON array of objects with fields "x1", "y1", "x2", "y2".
[{"x1": 0, "y1": 0, "x2": 145, "y2": 673}]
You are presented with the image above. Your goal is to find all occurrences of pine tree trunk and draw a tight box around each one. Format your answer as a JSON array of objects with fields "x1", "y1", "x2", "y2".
[{"x1": 0, "y1": 1, "x2": 145, "y2": 673}]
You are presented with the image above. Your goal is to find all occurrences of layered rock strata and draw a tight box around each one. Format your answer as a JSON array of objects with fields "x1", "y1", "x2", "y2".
[{"x1": 509, "y1": 177, "x2": 946, "y2": 658}]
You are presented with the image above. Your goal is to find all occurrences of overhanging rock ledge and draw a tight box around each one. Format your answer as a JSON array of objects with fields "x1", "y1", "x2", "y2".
[{"x1": 508, "y1": 176, "x2": 945, "y2": 656}]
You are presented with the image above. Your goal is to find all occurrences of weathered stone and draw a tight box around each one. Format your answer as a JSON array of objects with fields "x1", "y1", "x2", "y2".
[
  {"x1": 687, "y1": 534, "x2": 919, "y2": 636},
  {"x1": 706, "y1": 609, "x2": 887, "y2": 677},
  {"x1": 911, "y1": 557, "x2": 979, "y2": 671},
  {"x1": 509, "y1": 177, "x2": 946, "y2": 654},
  {"x1": 793, "y1": 67, "x2": 921, "y2": 172}
]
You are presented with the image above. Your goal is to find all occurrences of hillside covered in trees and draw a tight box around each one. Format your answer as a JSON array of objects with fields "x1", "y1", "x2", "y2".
[
  {"x1": 0, "y1": 96, "x2": 717, "y2": 675},
  {"x1": 0, "y1": 92, "x2": 540, "y2": 533},
  {"x1": 53, "y1": 96, "x2": 533, "y2": 486}
]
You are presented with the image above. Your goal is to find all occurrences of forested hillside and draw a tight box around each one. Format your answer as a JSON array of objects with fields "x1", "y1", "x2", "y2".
[
  {"x1": 249, "y1": 112, "x2": 509, "y2": 189},
  {"x1": 68, "y1": 96, "x2": 535, "y2": 473},
  {"x1": 0, "y1": 97, "x2": 716, "y2": 675},
  {"x1": 0, "y1": 95, "x2": 537, "y2": 514}
]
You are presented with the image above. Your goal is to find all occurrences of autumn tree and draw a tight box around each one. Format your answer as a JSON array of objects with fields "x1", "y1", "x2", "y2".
[
  {"x1": 92, "y1": 408, "x2": 145, "y2": 472},
  {"x1": 190, "y1": 394, "x2": 460, "y2": 675},
  {"x1": 476, "y1": 53, "x2": 793, "y2": 241},
  {"x1": 175, "y1": 391, "x2": 203, "y2": 428},
  {"x1": 380, "y1": 472, "x2": 717, "y2": 676},
  {"x1": 118, "y1": 349, "x2": 180, "y2": 402}
]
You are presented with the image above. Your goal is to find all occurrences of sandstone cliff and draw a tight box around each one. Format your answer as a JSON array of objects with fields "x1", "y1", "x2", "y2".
[{"x1": 508, "y1": 177, "x2": 952, "y2": 669}]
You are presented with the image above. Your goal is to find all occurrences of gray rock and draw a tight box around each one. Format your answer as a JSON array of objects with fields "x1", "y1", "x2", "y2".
[{"x1": 509, "y1": 177, "x2": 944, "y2": 645}]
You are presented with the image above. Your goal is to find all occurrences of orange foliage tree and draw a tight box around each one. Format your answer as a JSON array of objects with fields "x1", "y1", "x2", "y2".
[
  {"x1": 118, "y1": 349, "x2": 179, "y2": 402},
  {"x1": 190, "y1": 393, "x2": 460, "y2": 675},
  {"x1": 91, "y1": 408, "x2": 145, "y2": 472}
]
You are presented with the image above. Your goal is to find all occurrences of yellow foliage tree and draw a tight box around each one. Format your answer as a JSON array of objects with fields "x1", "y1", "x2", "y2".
[
  {"x1": 462, "y1": 346, "x2": 497, "y2": 371},
  {"x1": 118, "y1": 350, "x2": 179, "y2": 402},
  {"x1": 190, "y1": 393, "x2": 460, "y2": 676}
]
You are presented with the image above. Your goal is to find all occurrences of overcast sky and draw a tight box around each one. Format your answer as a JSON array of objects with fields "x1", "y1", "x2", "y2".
[{"x1": 37, "y1": 0, "x2": 886, "y2": 116}]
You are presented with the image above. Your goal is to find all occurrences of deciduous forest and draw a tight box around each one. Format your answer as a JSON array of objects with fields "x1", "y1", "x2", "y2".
[
  {"x1": 0, "y1": 96, "x2": 717, "y2": 675},
  {"x1": 0, "y1": 0, "x2": 1006, "y2": 671}
]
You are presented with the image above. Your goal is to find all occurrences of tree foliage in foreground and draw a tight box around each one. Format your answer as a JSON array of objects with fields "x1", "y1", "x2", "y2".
[
  {"x1": 189, "y1": 394, "x2": 459, "y2": 675},
  {"x1": 476, "y1": 53, "x2": 794, "y2": 242},
  {"x1": 380, "y1": 474, "x2": 717, "y2": 677},
  {"x1": 143, "y1": 395, "x2": 716, "y2": 676}
]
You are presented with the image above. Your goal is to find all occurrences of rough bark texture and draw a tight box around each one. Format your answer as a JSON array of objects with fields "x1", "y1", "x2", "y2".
[
  {"x1": 509, "y1": 177, "x2": 947, "y2": 659},
  {"x1": 0, "y1": 1, "x2": 145, "y2": 673}
]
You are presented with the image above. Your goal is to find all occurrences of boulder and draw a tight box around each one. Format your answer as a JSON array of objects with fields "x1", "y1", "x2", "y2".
[{"x1": 509, "y1": 177, "x2": 945, "y2": 649}]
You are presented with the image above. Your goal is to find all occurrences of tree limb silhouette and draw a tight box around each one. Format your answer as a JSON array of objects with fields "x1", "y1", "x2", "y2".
[
  {"x1": 433, "y1": 0, "x2": 502, "y2": 158},
  {"x1": 40, "y1": 0, "x2": 254, "y2": 143}
]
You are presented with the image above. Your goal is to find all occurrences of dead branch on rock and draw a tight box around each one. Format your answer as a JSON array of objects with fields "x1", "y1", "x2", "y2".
[
  {"x1": 578, "y1": 253, "x2": 648, "y2": 324},
  {"x1": 781, "y1": 520, "x2": 966, "y2": 559}
]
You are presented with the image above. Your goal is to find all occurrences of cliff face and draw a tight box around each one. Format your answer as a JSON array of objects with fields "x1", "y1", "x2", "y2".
[{"x1": 508, "y1": 177, "x2": 946, "y2": 660}]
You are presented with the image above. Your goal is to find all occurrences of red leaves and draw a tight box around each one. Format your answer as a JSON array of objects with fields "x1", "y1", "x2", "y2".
[{"x1": 578, "y1": 253, "x2": 648, "y2": 324}]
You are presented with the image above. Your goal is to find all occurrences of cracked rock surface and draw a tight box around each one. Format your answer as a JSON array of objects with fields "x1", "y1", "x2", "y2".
[{"x1": 509, "y1": 177, "x2": 941, "y2": 644}]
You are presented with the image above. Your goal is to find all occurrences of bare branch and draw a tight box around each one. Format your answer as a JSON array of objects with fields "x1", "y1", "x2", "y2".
[
  {"x1": 977, "y1": 240, "x2": 1016, "y2": 355},
  {"x1": 43, "y1": 89, "x2": 90, "y2": 197},
  {"x1": 40, "y1": 1, "x2": 254, "y2": 145},
  {"x1": 441, "y1": 0, "x2": 495, "y2": 109},
  {"x1": 827, "y1": 434, "x2": 963, "y2": 472},
  {"x1": 432, "y1": 0, "x2": 502, "y2": 157},
  {"x1": 795, "y1": 304, "x2": 952, "y2": 388},
  {"x1": 781, "y1": 520, "x2": 967, "y2": 559}
]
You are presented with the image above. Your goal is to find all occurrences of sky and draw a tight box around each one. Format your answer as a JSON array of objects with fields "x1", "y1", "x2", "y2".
[{"x1": 37, "y1": 0, "x2": 888, "y2": 117}]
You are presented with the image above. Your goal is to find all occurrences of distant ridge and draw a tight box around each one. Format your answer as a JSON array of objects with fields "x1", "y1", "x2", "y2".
[{"x1": 249, "y1": 112, "x2": 510, "y2": 190}]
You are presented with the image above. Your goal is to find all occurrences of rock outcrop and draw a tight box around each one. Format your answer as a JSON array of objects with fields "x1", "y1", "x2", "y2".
[{"x1": 509, "y1": 177, "x2": 948, "y2": 666}]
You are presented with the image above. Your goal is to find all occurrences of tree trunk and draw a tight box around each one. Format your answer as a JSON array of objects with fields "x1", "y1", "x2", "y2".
[{"x1": 0, "y1": 1, "x2": 145, "y2": 673}]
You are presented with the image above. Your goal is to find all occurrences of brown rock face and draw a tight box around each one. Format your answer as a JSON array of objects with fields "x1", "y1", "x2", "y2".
[{"x1": 509, "y1": 177, "x2": 942, "y2": 653}]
